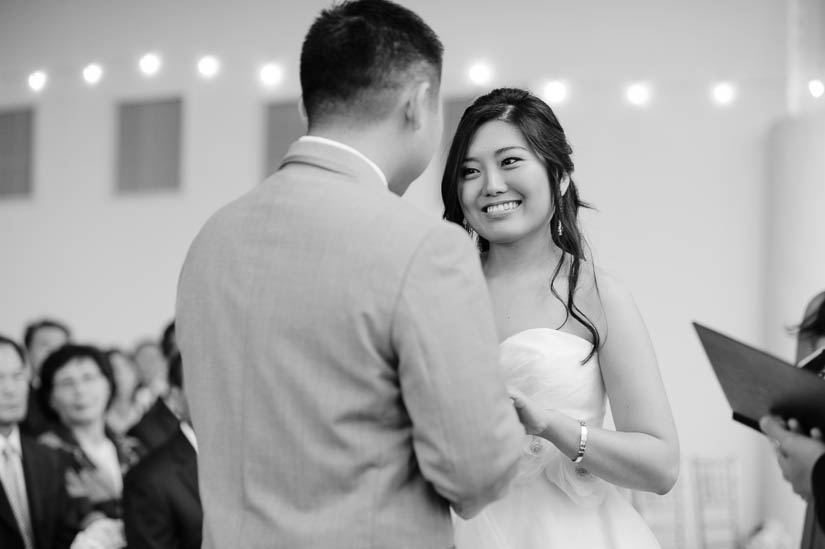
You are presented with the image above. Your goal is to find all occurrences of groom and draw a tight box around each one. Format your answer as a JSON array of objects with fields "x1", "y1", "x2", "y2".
[{"x1": 176, "y1": 1, "x2": 524, "y2": 547}]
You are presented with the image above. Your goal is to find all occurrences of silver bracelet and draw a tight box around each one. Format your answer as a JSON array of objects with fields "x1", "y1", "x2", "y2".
[{"x1": 573, "y1": 420, "x2": 587, "y2": 463}]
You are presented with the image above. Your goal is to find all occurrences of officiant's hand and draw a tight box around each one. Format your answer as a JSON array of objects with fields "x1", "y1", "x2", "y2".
[
  {"x1": 508, "y1": 388, "x2": 551, "y2": 436},
  {"x1": 760, "y1": 415, "x2": 825, "y2": 501}
]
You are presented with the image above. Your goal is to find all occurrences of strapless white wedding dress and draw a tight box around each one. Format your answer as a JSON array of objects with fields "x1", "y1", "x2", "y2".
[{"x1": 454, "y1": 328, "x2": 661, "y2": 549}]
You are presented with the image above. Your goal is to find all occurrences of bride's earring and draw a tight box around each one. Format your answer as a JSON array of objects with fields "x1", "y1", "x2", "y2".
[{"x1": 557, "y1": 220, "x2": 563, "y2": 238}]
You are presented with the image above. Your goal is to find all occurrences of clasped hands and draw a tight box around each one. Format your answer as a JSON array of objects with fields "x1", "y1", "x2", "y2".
[
  {"x1": 760, "y1": 415, "x2": 825, "y2": 501},
  {"x1": 508, "y1": 387, "x2": 551, "y2": 436}
]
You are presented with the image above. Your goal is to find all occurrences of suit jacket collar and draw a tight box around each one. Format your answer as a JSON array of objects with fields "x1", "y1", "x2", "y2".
[{"x1": 280, "y1": 138, "x2": 388, "y2": 191}]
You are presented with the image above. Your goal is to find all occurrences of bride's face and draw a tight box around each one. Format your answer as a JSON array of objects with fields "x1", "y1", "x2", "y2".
[{"x1": 458, "y1": 120, "x2": 553, "y2": 246}]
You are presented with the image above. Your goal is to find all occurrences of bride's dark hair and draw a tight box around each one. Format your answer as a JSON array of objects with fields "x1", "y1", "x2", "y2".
[{"x1": 441, "y1": 87, "x2": 600, "y2": 360}]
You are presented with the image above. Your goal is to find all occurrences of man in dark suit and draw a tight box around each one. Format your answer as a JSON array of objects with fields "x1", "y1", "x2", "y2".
[
  {"x1": 19, "y1": 319, "x2": 71, "y2": 437},
  {"x1": 123, "y1": 354, "x2": 201, "y2": 549},
  {"x1": 0, "y1": 334, "x2": 78, "y2": 549},
  {"x1": 122, "y1": 424, "x2": 200, "y2": 549},
  {"x1": 127, "y1": 322, "x2": 182, "y2": 451},
  {"x1": 126, "y1": 393, "x2": 179, "y2": 451}
]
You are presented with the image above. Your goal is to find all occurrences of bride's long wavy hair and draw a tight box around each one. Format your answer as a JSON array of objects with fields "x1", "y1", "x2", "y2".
[{"x1": 441, "y1": 87, "x2": 600, "y2": 361}]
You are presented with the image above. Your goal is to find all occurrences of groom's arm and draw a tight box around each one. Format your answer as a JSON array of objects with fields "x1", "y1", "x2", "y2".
[{"x1": 390, "y1": 222, "x2": 524, "y2": 519}]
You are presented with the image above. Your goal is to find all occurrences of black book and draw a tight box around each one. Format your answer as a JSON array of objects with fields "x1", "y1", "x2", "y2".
[{"x1": 694, "y1": 321, "x2": 825, "y2": 433}]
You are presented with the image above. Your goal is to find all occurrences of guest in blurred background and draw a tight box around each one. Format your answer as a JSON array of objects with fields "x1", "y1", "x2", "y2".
[
  {"x1": 104, "y1": 349, "x2": 142, "y2": 437},
  {"x1": 123, "y1": 353, "x2": 201, "y2": 549},
  {"x1": 23, "y1": 320, "x2": 72, "y2": 382},
  {"x1": 21, "y1": 318, "x2": 71, "y2": 437},
  {"x1": 127, "y1": 323, "x2": 182, "y2": 451},
  {"x1": 131, "y1": 340, "x2": 168, "y2": 412},
  {"x1": 37, "y1": 344, "x2": 143, "y2": 531},
  {"x1": 0, "y1": 334, "x2": 80, "y2": 549}
]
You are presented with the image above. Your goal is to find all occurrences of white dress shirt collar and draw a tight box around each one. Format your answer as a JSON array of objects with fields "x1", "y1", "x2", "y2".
[
  {"x1": 180, "y1": 422, "x2": 198, "y2": 454},
  {"x1": 0, "y1": 425, "x2": 22, "y2": 456},
  {"x1": 298, "y1": 135, "x2": 388, "y2": 188}
]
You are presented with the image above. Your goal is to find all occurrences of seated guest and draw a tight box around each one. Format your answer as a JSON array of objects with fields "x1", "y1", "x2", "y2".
[
  {"x1": 126, "y1": 393, "x2": 179, "y2": 451},
  {"x1": 123, "y1": 354, "x2": 201, "y2": 549},
  {"x1": 0, "y1": 334, "x2": 79, "y2": 549},
  {"x1": 127, "y1": 339, "x2": 183, "y2": 451},
  {"x1": 104, "y1": 350, "x2": 142, "y2": 436},
  {"x1": 23, "y1": 320, "x2": 72, "y2": 381},
  {"x1": 131, "y1": 340, "x2": 168, "y2": 412},
  {"x1": 20, "y1": 318, "x2": 71, "y2": 437},
  {"x1": 36, "y1": 345, "x2": 143, "y2": 525}
]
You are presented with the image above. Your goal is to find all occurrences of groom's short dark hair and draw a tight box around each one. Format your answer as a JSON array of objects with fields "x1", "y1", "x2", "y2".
[{"x1": 300, "y1": 0, "x2": 443, "y2": 128}]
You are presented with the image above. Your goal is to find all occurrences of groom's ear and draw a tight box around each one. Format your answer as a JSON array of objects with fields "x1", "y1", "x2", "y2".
[
  {"x1": 297, "y1": 95, "x2": 308, "y2": 129},
  {"x1": 403, "y1": 80, "x2": 431, "y2": 132}
]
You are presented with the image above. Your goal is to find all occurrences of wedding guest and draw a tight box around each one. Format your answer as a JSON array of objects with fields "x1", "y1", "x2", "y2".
[
  {"x1": 104, "y1": 350, "x2": 142, "y2": 436},
  {"x1": 37, "y1": 345, "x2": 143, "y2": 526},
  {"x1": 125, "y1": 322, "x2": 182, "y2": 451},
  {"x1": 131, "y1": 340, "x2": 168, "y2": 412},
  {"x1": 20, "y1": 318, "x2": 71, "y2": 437},
  {"x1": 127, "y1": 350, "x2": 183, "y2": 452},
  {"x1": 23, "y1": 320, "x2": 71, "y2": 380},
  {"x1": 123, "y1": 354, "x2": 201, "y2": 549},
  {"x1": 0, "y1": 334, "x2": 79, "y2": 549}
]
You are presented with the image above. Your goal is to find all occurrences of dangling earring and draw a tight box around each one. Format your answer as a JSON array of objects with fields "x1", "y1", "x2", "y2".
[{"x1": 556, "y1": 194, "x2": 564, "y2": 238}]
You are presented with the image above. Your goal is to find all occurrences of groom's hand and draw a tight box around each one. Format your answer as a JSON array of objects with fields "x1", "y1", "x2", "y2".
[{"x1": 508, "y1": 388, "x2": 550, "y2": 436}]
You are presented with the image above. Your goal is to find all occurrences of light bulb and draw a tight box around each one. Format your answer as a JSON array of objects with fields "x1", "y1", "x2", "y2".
[
  {"x1": 28, "y1": 71, "x2": 47, "y2": 92},
  {"x1": 139, "y1": 53, "x2": 162, "y2": 76},
  {"x1": 83, "y1": 63, "x2": 103, "y2": 85}
]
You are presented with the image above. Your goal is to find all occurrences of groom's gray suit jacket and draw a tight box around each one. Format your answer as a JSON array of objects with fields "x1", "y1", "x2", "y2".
[{"x1": 177, "y1": 138, "x2": 523, "y2": 549}]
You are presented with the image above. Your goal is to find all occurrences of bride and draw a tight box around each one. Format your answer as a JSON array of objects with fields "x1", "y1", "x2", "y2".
[{"x1": 441, "y1": 87, "x2": 679, "y2": 549}]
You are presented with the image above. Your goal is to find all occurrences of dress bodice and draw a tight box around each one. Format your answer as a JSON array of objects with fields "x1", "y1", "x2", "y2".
[
  {"x1": 500, "y1": 328, "x2": 605, "y2": 427},
  {"x1": 499, "y1": 328, "x2": 607, "y2": 506},
  {"x1": 453, "y1": 329, "x2": 662, "y2": 548}
]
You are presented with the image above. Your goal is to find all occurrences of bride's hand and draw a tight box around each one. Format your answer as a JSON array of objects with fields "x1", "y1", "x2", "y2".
[{"x1": 508, "y1": 387, "x2": 550, "y2": 436}]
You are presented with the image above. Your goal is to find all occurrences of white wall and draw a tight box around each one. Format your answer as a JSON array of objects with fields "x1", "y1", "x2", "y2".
[{"x1": 0, "y1": 0, "x2": 795, "y2": 542}]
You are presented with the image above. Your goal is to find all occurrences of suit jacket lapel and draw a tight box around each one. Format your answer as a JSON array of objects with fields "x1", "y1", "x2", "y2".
[
  {"x1": 279, "y1": 139, "x2": 387, "y2": 191},
  {"x1": 0, "y1": 480, "x2": 20, "y2": 535},
  {"x1": 21, "y1": 437, "x2": 47, "y2": 541}
]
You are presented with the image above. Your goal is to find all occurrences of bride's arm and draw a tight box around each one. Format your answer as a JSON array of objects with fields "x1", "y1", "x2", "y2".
[{"x1": 514, "y1": 271, "x2": 680, "y2": 494}]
